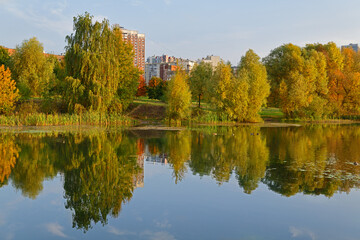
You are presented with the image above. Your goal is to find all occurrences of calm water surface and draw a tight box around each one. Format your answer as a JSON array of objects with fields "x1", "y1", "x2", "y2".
[{"x1": 0, "y1": 125, "x2": 360, "y2": 240}]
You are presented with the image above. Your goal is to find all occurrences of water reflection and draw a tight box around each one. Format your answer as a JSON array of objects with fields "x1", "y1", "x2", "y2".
[{"x1": 1, "y1": 125, "x2": 360, "y2": 231}]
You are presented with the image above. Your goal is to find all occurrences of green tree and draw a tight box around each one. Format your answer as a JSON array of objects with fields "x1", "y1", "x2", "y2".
[
  {"x1": 11, "y1": 37, "x2": 55, "y2": 98},
  {"x1": 211, "y1": 62, "x2": 248, "y2": 121},
  {"x1": 147, "y1": 77, "x2": 167, "y2": 100},
  {"x1": 189, "y1": 62, "x2": 213, "y2": 108},
  {"x1": 237, "y1": 49, "x2": 270, "y2": 122},
  {"x1": 166, "y1": 70, "x2": 192, "y2": 122},
  {"x1": 0, "y1": 46, "x2": 10, "y2": 69},
  {"x1": 65, "y1": 13, "x2": 140, "y2": 113}
]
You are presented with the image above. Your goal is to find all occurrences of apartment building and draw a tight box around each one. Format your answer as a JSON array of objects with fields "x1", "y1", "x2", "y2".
[{"x1": 121, "y1": 28, "x2": 145, "y2": 71}]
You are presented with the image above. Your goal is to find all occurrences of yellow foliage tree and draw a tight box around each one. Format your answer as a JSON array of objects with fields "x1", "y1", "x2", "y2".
[
  {"x1": 0, "y1": 65, "x2": 19, "y2": 115},
  {"x1": 166, "y1": 70, "x2": 192, "y2": 122}
]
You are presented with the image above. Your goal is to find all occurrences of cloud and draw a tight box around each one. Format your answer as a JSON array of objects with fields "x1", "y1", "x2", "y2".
[
  {"x1": 107, "y1": 226, "x2": 136, "y2": 236},
  {"x1": 164, "y1": 0, "x2": 171, "y2": 5},
  {"x1": 130, "y1": 0, "x2": 143, "y2": 6},
  {"x1": 289, "y1": 226, "x2": 316, "y2": 240},
  {"x1": 5, "y1": 233, "x2": 14, "y2": 240},
  {"x1": 154, "y1": 219, "x2": 171, "y2": 229},
  {"x1": 46, "y1": 223, "x2": 68, "y2": 238},
  {"x1": 141, "y1": 231, "x2": 176, "y2": 240},
  {"x1": 2, "y1": 0, "x2": 72, "y2": 36}
]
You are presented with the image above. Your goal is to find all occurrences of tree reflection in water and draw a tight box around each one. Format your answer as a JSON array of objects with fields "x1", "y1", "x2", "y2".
[{"x1": 1, "y1": 125, "x2": 360, "y2": 231}]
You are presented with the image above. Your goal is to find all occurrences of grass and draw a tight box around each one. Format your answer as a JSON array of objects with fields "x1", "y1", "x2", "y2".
[
  {"x1": 133, "y1": 96, "x2": 166, "y2": 107},
  {"x1": 0, "y1": 112, "x2": 136, "y2": 126},
  {"x1": 259, "y1": 107, "x2": 284, "y2": 119}
]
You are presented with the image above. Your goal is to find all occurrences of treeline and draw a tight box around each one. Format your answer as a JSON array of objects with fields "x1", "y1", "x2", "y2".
[
  {"x1": 145, "y1": 42, "x2": 360, "y2": 122},
  {"x1": 0, "y1": 12, "x2": 140, "y2": 122},
  {"x1": 264, "y1": 42, "x2": 360, "y2": 119}
]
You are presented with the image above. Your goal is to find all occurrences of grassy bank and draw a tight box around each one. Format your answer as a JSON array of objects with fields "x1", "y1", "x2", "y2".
[{"x1": 0, "y1": 112, "x2": 135, "y2": 126}]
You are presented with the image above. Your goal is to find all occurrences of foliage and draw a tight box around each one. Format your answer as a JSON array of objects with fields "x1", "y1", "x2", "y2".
[
  {"x1": 237, "y1": 49, "x2": 270, "y2": 122},
  {"x1": 0, "y1": 46, "x2": 10, "y2": 69},
  {"x1": 264, "y1": 44, "x2": 330, "y2": 119},
  {"x1": 136, "y1": 75, "x2": 147, "y2": 97},
  {"x1": 10, "y1": 37, "x2": 55, "y2": 98},
  {"x1": 65, "y1": 12, "x2": 140, "y2": 113},
  {"x1": 166, "y1": 70, "x2": 192, "y2": 122},
  {"x1": 189, "y1": 62, "x2": 213, "y2": 107},
  {"x1": 147, "y1": 77, "x2": 167, "y2": 100},
  {"x1": 0, "y1": 65, "x2": 19, "y2": 115},
  {"x1": 211, "y1": 62, "x2": 249, "y2": 121}
]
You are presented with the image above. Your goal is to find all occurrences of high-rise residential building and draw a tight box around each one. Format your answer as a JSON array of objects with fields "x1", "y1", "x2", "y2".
[
  {"x1": 341, "y1": 43, "x2": 359, "y2": 52},
  {"x1": 121, "y1": 28, "x2": 145, "y2": 71}
]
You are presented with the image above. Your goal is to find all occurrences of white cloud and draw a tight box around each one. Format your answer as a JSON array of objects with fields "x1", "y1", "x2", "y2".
[
  {"x1": 46, "y1": 223, "x2": 68, "y2": 238},
  {"x1": 289, "y1": 226, "x2": 316, "y2": 240},
  {"x1": 107, "y1": 226, "x2": 136, "y2": 236},
  {"x1": 164, "y1": 0, "x2": 171, "y2": 5},
  {"x1": 131, "y1": 0, "x2": 143, "y2": 6},
  {"x1": 154, "y1": 219, "x2": 171, "y2": 229},
  {"x1": 2, "y1": 0, "x2": 72, "y2": 36},
  {"x1": 141, "y1": 231, "x2": 176, "y2": 240}
]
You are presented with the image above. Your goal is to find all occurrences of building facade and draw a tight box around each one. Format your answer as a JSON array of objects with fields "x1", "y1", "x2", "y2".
[
  {"x1": 198, "y1": 55, "x2": 221, "y2": 69},
  {"x1": 341, "y1": 43, "x2": 359, "y2": 52},
  {"x1": 145, "y1": 55, "x2": 195, "y2": 82},
  {"x1": 121, "y1": 28, "x2": 145, "y2": 71}
]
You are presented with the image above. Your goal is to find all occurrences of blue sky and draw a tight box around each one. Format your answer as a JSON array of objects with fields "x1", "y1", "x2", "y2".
[{"x1": 1, "y1": 0, "x2": 360, "y2": 64}]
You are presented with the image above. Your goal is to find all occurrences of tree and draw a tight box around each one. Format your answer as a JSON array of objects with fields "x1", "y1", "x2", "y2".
[
  {"x1": 189, "y1": 62, "x2": 213, "y2": 108},
  {"x1": 166, "y1": 70, "x2": 192, "y2": 121},
  {"x1": 0, "y1": 65, "x2": 19, "y2": 115},
  {"x1": 147, "y1": 77, "x2": 167, "y2": 100},
  {"x1": 0, "y1": 46, "x2": 10, "y2": 69},
  {"x1": 136, "y1": 75, "x2": 147, "y2": 97},
  {"x1": 65, "y1": 12, "x2": 140, "y2": 113},
  {"x1": 237, "y1": 49, "x2": 270, "y2": 122},
  {"x1": 211, "y1": 62, "x2": 249, "y2": 121},
  {"x1": 11, "y1": 37, "x2": 55, "y2": 98}
]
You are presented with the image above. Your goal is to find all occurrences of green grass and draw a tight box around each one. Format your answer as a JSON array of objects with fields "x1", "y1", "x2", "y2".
[
  {"x1": 0, "y1": 112, "x2": 136, "y2": 126},
  {"x1": 259, "y1": 107, "x2": 284, "y2": 118},
  {"x1": 133, "y1": 96, "x2": 166, "y2": 106}
]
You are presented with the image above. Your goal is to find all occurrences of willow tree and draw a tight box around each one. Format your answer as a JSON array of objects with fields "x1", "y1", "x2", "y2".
[
  {"x1": 237, "y1": 49, "x2": 270, "y2": 122},
  {"x1": 188, "y1": 61, "x2": 213, "y2": 108},
  {"x1": 65, "y1": 13, "x2": 140, "y2": 113}
]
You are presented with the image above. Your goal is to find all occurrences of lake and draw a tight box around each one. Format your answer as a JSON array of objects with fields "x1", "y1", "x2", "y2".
[{"x1": 0, "y1": 124, "x2": 360, "y2": 240}]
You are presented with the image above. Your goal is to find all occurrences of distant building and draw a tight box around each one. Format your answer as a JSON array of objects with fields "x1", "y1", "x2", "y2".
[
  {"x1": 198, "y1": 55, "x2": 222, "y2": 69},
  {"x1": 341, "y1": 43, "x2": 359, "y2": 52},
  {"x1": 145, "y1": 55, "x2": 195, "y2": 82},
  {"x1": 1, "y1": 45, "x2": 64, "y2": 61},
  {"x1": 121, "y1": 28, "x2": 145, "y2": 71}
]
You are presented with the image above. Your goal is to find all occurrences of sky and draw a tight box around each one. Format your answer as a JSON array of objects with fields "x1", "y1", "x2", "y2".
[{"x1": 1, "y1": 0, "x2": 360, "y2": 65}]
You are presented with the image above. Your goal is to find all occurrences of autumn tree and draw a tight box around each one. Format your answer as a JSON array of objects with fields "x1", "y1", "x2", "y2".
[
  {"x1": 264, "y1": 44, "x2": 329, "y2": 119},
  {"x1": 188, "y1": 62, "x2": 213, "y2": 108},
  {"x1": 136, "y1": 75, "x2": 147, "y2": 97},
  {"x1": 65, "y1": 12, "x2": 140, "y2": 113},
  {"x1": 211, "y1": 62, "x2": 248, "y2": 121},
  {"x1": 0, "y1": 65, "x2": 19, "y2": 115},
  {"x1": 11, "y1": 37, "x2": 55, "y2": 98},
  {"x1": 166, "y1": 70, "x2": 192, "y2": 121},
  {"x1": 237, "y1": 49, "x2": 270, "y2": 122},
  {"x1": 147, "y1": 76, "x2": 167, "y2": 100}
]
